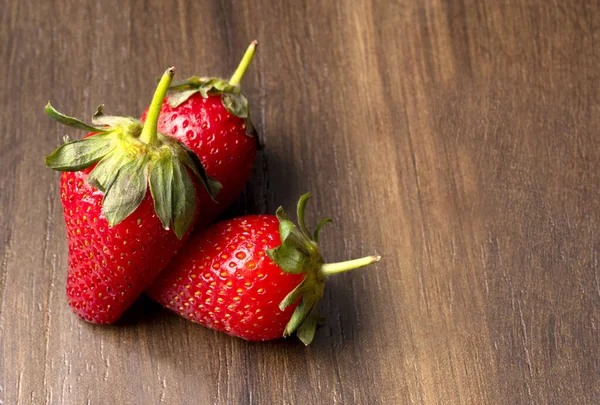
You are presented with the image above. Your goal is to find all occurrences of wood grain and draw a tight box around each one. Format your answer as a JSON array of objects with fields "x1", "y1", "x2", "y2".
[{"x1": 1, "y1": 0, "x2": 599, "y2": 403}]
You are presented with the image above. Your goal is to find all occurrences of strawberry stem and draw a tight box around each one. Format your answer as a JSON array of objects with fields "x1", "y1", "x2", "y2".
[
  {"x1": 228, "y1": 40, "x2": 258, "y2": 86},
  {"x1": 140, "y1": 67, "x2": 175, "y2": 145},
  {"x1": 320, "y1": 255, "x2": 381, "y2": 276}
]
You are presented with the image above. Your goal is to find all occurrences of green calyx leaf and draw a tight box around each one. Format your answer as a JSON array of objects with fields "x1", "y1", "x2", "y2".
[
  {"x1": 149, "y1": 153, "x2": 174, "y2": 230},
  {"x1": 176, "y1": 144, "x2": 222, "y2": 200},
  {"x1": 45, "y1": 133, "x2": 116, "y2": 171},
  {"x1": 168, "y1": 77, "x2": 235, "y2": 99},
  {"x1": 266, "y1": 193, "x2": 331, "y2": 345},
  {"x1": 296, "y1": 302, "x2": 320, "y2": 345},
  {"x1": 45, "y1": 103, "x2": 108, "y2": 133},
  {"x1": 313, "y1": 218, "x2": 333, "y2": 243},
  {"x1": 87, "y1": 149, "x2": 129, "y2": 192},
  {"x1": 166, "y1": 77, "x2": 253, "y2": 127},
  {"x1": 102, "y1": 155, "x2": 149, "y2": 226},
  {"x1": 221, "y1": 92, "x2": 249, "y2": 118},
  {"x1": 45, "y1": 103, "x2": 222, "y2": 239},
  {"x1": 171, "y1": 158, "x2": 197, "y2": 239},
  {"x1": 92, "y1": 105, "x2": 141, "y2": 132},
  {"x1": 147, "y1": 142, "x2": 220, "y2": 239}
]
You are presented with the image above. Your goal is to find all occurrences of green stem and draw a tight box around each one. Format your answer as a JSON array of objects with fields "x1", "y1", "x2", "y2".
[
  {"x1": 320, "y1": 255, "x2": 381, "y2": 277},
  {"x1": 140, "y1": 67, "x2": 175, "y2": 144},
  {"x1": 229, "y1": 40, "x2": 258, "y2": 86}
]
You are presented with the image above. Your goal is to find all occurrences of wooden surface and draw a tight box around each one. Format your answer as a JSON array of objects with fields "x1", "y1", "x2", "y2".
[{"x1": 1, "y1": 0, "x2": 599, "y2": 403}]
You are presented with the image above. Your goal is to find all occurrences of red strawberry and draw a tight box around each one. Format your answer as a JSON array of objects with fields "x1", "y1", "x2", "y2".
[
  {"x1": 45, "y1": 68, "x2": 220, "y2": 323},
  {"x1": 142, "y1": 41, "x2": 258, "y2": 228},
  {"x1": 147, "y1": 194, "x2": 381, "y2": 344}
]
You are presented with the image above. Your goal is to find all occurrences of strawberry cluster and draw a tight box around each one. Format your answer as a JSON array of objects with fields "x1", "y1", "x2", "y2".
[{"x1": 45, "y1": 41, "x2": 380, "y2": 344}]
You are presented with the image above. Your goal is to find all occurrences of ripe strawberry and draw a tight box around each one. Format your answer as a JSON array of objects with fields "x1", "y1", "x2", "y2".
[
  {"x1": 45, "y1": 68, "x2": 220, "y2": 324},
  {"x1": 147, "y1": 194, "x2": 380, "y2": 344},
  {"x1": 141, "y1": 41, "x2": 258, "y2": 228}
]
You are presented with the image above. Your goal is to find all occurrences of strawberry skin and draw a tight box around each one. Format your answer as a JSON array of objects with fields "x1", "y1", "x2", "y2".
[
  {"x1": 62, "y1": 169, "x2": 191, "y2": 323},
  {"x1": 144, "y1": 93, "x2": 256, "y2": 227},
  {"x1": 146, "y1": 215, "x2": 303, "y2": 340}
]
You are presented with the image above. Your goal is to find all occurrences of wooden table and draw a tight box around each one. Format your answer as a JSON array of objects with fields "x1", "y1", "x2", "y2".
[{"x1": 2, "y1": 1, "x2": 599, "y2": 403}]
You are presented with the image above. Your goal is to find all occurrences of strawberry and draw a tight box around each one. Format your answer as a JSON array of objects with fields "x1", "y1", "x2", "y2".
[
  {"x1": 147, "y1": 194, "x2": 381, "y2": 344},
  {"x1": 45, "y1": 68, "x2": 220, "y2": 324},
  {"x1": 141, "y1": 41, "x2": 258, "y2": 228}
]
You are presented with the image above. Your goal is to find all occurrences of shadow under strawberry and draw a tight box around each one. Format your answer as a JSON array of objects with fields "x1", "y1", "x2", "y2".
[
  {"x1": 216, "y1": 146, "x2": 299, "y2": 221},
  {"x1": 114, "y1": 294, "x2": 166, "y2": 326}
]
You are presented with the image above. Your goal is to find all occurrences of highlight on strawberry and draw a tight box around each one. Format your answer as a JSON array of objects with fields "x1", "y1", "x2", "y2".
[
  {"x1": 147, "y1": 193, "x2": 381, "y2": 345},
  {"x1": 45, "y1": 68, "x2": 220, "y2": 324},
  {"x1": 142, "y1": 41, "x2": 259, "y2": 229}
]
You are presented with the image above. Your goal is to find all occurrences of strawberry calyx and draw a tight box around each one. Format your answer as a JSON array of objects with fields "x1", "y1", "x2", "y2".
[
  {"x1": 267, "y1": 193, "x2": 381, "y2": 345},
  {"x1": 166, "y1": 40, "x2": 258, "y2": 135},
  {"x1": 167, "y1": 77, "x2": 249, "y2": 118},
  {"x1": 45, "y1": 68, "x2": 221, "y2": 239}
]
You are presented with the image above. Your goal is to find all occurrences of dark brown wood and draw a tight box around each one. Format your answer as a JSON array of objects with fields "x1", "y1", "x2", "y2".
[{"x1": 1, "y1": 0, "x2": 599, "y2": 403}]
